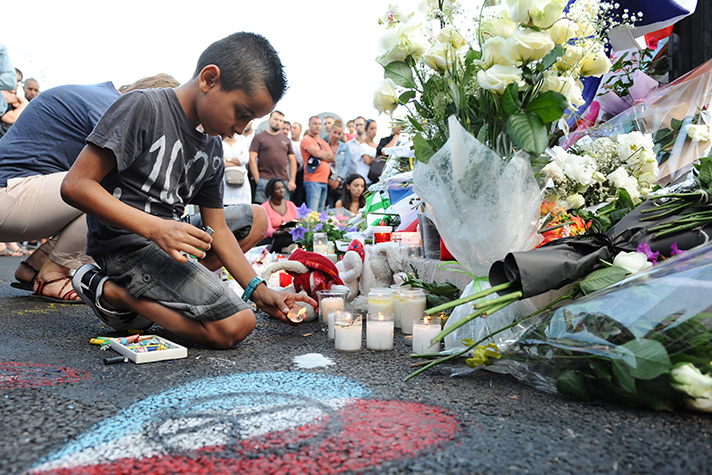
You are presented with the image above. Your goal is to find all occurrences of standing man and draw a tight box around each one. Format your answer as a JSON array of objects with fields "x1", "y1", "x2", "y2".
[
  {"x1": 346, "y1": 116, "x2": 366, "y2": 178},
  {"x1": 23, "y1": 78, "x2": 40, "y2": 101},
  {"x1": 249, "y1": 110, "x2": 297, "y2": 204},
  {"x1": 319, "y1": 115, "x2": 334, "y2": 141},
  {"x1": 290, "y1": 122, "x2": 305, "y2": 206},
  {"x1": 280, "y1": 120, "x2": 291, "y2": 136},
  {"x1": 301, "y1": 116, "x2": 334, "y2": 212}
]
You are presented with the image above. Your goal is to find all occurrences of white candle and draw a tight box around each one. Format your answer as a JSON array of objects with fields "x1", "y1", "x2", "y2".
[
  {"x1": 327, "y1": 310, "x2": 339, "y2": 340},
  {"x1": 368, "y1": 288, "x2": 394, "y2": 316},
  {"x1": 412, "y1": 316, "x2": 441, "y2": 354},
  {"x1": 367, "y1": 313, "x2": 394, "y2": 350},
  {"x1": 399, "y1": 288, "x2": 426, "y2": 335},
  {"x1": 390, "y1": 285, "x2": 402, "y2": 329},
  {"x1": 319, "y1": 297, "x2": 344, "y2": 324},
  {"x1": 334, "y1": 314, "x2": 362, "y2": 352},
  {"x1": 313, "y1": 244, "x2": 329, "y2": 255}
]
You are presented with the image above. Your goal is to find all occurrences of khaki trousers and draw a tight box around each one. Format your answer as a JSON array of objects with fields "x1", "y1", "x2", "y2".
[{"x1": 0, "y1": 172, "x2": 92, "y2": 269}]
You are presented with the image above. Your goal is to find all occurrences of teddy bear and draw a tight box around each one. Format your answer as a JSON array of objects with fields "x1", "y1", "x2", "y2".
[{"x1": 335, "y1": 240, "x2": 365, "y2": 302}]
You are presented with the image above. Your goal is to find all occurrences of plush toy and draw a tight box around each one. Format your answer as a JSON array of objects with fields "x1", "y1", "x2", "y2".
[
  {"x1": 261, "y1": 249, "x2": 348, "y2": 300},
  {"x1": 335, "y1": 239, "x2": 365, "y2": 302}
]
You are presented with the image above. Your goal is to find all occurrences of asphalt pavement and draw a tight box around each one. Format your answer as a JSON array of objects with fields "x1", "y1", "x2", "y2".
[{"x1": 0, "y1": 255, "x2": 709, "y2": 475}]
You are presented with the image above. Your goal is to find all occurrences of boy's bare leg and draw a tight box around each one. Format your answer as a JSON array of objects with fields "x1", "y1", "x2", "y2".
[{"x1": 101, "y1": 280, "x2": 256, "y2": 349}]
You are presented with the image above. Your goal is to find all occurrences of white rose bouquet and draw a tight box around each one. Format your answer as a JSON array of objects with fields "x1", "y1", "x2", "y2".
[
  {"x1": 540, "y1": 131, "x2": 659, "y2": 211},
  {"x1": 373, "y1": 0, "x2": 637, "y2": 162}
]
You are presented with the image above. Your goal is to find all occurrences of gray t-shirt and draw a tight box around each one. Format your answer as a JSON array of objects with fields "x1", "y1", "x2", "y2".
[{"x1": 85, "y1": 88, "x2": 224, "y2": 256}]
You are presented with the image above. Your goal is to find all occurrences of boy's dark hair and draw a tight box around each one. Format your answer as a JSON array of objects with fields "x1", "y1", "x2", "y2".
[{"x1": 194, "y1": 32, "x2": 287, "y2": 103}]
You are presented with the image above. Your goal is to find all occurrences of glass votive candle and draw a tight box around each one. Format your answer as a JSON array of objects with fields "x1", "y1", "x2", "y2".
[
  {"x1": 366, "y1": 312, "x2": 394, "y2": 350},
  {"x1": 367, "y1": 287, "x2": 394, "y2": 317},
  {"x1": 412, "y1": 315, "x2": 442, "y2": 354},
  {"x1": 313, "y1": 232, "x2": 328, "y2": 254},
  {"x1": 316, "y1": 288, "x2": 348, "y2": 326},
  {"x1": 390, "y1": 284, "x2": 403, "y2": 329},
  {"x1": 373, "y1": 225, "x2": 393, "y2": 244},
  {"x1": 334, "y1": 312, "x2": 362, "y2": 352},
  {"x1": 399, "y1": 288, "x2": 426, "y2": 335}
]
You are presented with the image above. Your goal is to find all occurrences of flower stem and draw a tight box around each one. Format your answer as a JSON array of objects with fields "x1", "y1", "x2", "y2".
[
  {"x1": 472, "y1": 290, "x2": 523, "y2": 309},
  {"x1": 425, "y1": 282, "x2": 512, "y2": 315}
]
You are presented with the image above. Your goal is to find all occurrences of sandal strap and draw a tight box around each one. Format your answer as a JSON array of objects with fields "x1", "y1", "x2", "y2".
[{"x1": 35, "y1": 276, "x2": 79, "y2": 301}]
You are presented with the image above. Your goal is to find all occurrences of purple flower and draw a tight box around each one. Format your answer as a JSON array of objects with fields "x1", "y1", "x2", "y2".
[
  {"x1": 637, "y1": 242, "x2": 660, "y2": 264},
  {"x1": 296, "y1": 203, "x2": 311, "y2": 219},
  {"x1": 319, "y1": 211, "x2": 328, "y2": 222},
  {"x1": 671, "y1": 242, "x2": 685, "y2": 256},
  {"x1": 289, "y1": 225, "x2": 308, "y2": 241},
  {"x1": 347, "y1": 227, "x2": 358, "y2": 232},
  {"x1": 315, "y1": 223, "x2": 323, "y2": 231}
]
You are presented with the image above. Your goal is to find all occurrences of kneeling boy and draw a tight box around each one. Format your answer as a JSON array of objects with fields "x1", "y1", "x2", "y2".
[{"x1": 61, "y1": 32, "x2": 316, "y2": 349}]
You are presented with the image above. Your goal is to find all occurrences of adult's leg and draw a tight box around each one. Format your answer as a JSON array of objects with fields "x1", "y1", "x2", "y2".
[
  {"x1": 0, "y1": 173, "x2": 89, "y2": 298},
  {"x1": 254, "y1": 177, "x2": 269, "y2": 204},
  {"x1": 317, "y1": 182, "x2": 328, "y2": 212},
  {"x1": 304, "y1": 181, "x2": 321, "y2": 212}
]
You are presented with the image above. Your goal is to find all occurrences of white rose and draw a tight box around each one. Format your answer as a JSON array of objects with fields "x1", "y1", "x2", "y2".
[
  {"x1": 541, "y1": 72, "x2": 584, "y2": 107},
  {"x1": 549, "y1": 18, "x2": 578, "y2": 44},
  {"x1": 376, "y1": 22, "x2": 428, "y2": 66},
  {"x1": 616, "y1": 131, "x2": 655, "y2": 161},
  {"x1": 541, "y1": 160, "x2": 565, "y2": 182},
  {"x1": 482, "y1": 36, "x2": 509, "y2": 66},
  {"x1": 670, "y1": 363, "x2": 712, "y2": 399},
  {"x1": 479, "y1": 6, "x2": 517, "y2": 39},
  {"x1": 558, "y1": 44, "x2": 585, "y2": 72},
  {"x1": 502, "y1": 28, "x2": 555, "y2": 64},
  {"x1": 505, "y1": 0, "x2": 565, "y2": 29},
  {"x1": 422, "y1": 42, "x2": 451, "y2": 73},
  {"x1": 476, "y1": 64, "x2": 525, "y2": 94},
  {"x1": 580, "y1": 47, "x2": 611, "y2": 77},
  {"x1": 373, "y1": 78, "x2": 399, "y2": 114},
  {"x1": 563, "y1": 153, "x2": 597, "y2": 186},
  {"x1": 613, "y1": 251, "x2": 653, "y2": 274},
  {"x1": 564, "y1": 193, "x2": 585, "y2": 210},
  {"x1": 685, "y1": 392, "x2": 712, "y2": 412},
  {"x1": 686, "y1": 124, "x2": 712, "y2": 142},
  {"x1": 437, "y1": 28, "x2": 467, "y2": 49}
]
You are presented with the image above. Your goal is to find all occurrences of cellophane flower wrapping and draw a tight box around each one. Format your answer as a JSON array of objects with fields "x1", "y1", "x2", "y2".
[
  {"x1": 414, "y1": 116, "x2": 542, "y2": 352},
  {"x1": 494, "y1": 243, "x2": 712, "y2": 412},
  {"x1": 413, "y1": 116, "x2": 542, "y2": 275},
  {"x1": 565, "y1": 59, "x2": 712, "y2": 186}
]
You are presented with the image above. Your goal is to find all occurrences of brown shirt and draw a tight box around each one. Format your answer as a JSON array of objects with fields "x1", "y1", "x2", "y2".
[{"x1": 249, "y1": 131, "x2": 294, "y2": 180}]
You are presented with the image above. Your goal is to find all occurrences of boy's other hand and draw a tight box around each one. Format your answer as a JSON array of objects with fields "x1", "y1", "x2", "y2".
[
  {"x1": 152, "y1": 220, "x2": 213, "y2": 262},
  {"x1": 253, "y1": 287, "x2": 318, "y2": 323}
]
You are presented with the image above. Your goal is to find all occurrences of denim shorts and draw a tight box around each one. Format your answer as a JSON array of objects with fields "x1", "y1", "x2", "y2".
[
  {"x1": 185, "y1": 203, "x2": 253, "y2": 242},
  {"x1": 96, "y1": 242, "x2": 251, "y2": 322}
]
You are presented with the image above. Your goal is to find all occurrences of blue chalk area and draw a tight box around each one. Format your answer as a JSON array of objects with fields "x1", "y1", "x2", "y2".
[{"x1": 37, "y1": 371, "x2": 371, "y2": 466}]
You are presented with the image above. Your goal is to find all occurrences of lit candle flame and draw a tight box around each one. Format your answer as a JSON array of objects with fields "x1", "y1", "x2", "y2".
[
  {"x1": 424, "y1": 316, "x2": 430, "y2": 325},
  {"x1": 378, "y1": 313, "x2": 384, "y2": 322},
  {"x1": 287, "y1": 306, "x2": 307, "y2": 323}
]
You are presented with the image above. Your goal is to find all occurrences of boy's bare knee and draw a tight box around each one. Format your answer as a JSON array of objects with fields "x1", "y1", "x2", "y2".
[
  {"x1": 207, "y1": 309, "x2": 256, "y2": 349},
  {"x1": 251, "y1": 205, "x2": 268, "y2": 240}
]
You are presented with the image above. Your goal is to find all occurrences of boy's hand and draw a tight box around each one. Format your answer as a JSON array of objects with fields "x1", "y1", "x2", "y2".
[
  {"x1": 152, "y1": 220, "x2": 213, "y2": 262},
  {"x1": 252, "y1": 286, "x2": 318, "y2": 323}
]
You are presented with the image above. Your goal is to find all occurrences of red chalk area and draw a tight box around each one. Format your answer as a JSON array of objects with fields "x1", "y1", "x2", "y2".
[
  {"x1": 0, "y1": 362, "x2": 90, "y2": 389},
  {"x1": 36, "y1": 399, "x2": 461, "y2": 475}
]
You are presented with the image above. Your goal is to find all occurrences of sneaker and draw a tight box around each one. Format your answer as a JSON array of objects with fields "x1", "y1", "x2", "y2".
[{"x1": 72, "y1": 264, "x2": 152, "y2": 331}]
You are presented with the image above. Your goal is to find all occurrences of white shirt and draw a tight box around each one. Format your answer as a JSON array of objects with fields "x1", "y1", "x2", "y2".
[
  {"x1": 291, "y1": 139, "x2": 303, "y2": 167},
  {"x1": 356, "y1": 142, "x2": 377, "y2": 185},
  {"x1": 222, "y1": 134, "x2": 253, "y2": 205}
]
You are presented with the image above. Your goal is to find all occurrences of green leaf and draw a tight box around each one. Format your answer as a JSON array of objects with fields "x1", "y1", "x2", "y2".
[
  {"x1": 506, "y1": 111, "x2": 548, "y2": 155},
  {"x1": 556, "y1": 369, "x2": 591, "y2": 400},
  {"x1": 670, "y1": 117, "x2": 684, "y2": 131},
  {"x1": 576, "y1": 266, "x2": 627, "y2": 295},
  {"x1": 612, "y1": 359, "x2": 637, "y2": 394},
  {"x1": 413, "y1": 133, "x2": 435, "y2": 163},
  {"x1": 541, "y1": 44, "x2": 565, "y2": 70},
  {"x1": 384, "y1": 61, "x2": 416, "y2": 88},
  {"x1": 526, "y1": 91, "x2": 568, "y2": 123},
  {"x1": 502, "y1": 82, "x2": 521, "y2": 116},
  {"x1": 406, "y1": 114, "x2": 425, "y2": 133},
  {"x1": 618, "y1": 339, "x2": 672, "y2": 380},
  {"x1": 398, "y1": 90, "x2": 416, "y2": 103}
]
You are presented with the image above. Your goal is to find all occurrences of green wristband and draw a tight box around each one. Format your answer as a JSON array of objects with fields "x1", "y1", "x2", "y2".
[{"x1": 242, "y1": 276, "x2": 265, "y2": 302}]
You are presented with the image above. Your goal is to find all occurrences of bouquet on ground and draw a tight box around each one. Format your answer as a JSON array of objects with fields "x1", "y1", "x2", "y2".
[
  {"x1": 540, "y1": 130, "x2": 659, "y2": 212},
  {"x1": 288, "y1": 205, "x2": 355, "y2": 253}
]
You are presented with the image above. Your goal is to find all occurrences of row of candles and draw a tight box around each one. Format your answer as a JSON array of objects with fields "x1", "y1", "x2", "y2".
[{"x1": 315, "y1": 287, "x2": 442, "y2": 353}]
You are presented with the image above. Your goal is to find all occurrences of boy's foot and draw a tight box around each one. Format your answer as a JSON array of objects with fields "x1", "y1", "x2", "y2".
[{"x1": 72, "y1": 264, "x2": 152, "y2": 331}]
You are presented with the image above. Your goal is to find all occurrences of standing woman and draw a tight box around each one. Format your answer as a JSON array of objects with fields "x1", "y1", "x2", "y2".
[
  {"x1": 335, "y1": 174, "x2": 366, "y2": 215},
  {"x1": 222, "y1": 133, "x2": 252, "y2": 205},
  {"x1": 356, "y1": 119, "x2": 378, "y2": 186}
]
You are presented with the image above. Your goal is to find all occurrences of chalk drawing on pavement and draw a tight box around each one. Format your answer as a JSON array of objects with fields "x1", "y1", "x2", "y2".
[
  {"x1": 30, "y1": 371, "x2": 460, "y2": 474},
  {"x1": 0, "y1": 362, "x2": 90, "y2": 389}
]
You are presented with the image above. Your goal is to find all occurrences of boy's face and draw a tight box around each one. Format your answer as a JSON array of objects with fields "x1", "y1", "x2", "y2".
[{"x1": 197, "y1": 71, "x2": 275, "y2": 138}]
